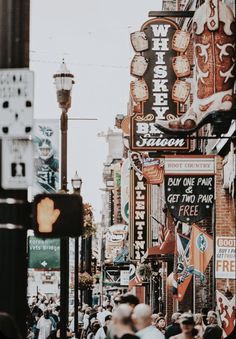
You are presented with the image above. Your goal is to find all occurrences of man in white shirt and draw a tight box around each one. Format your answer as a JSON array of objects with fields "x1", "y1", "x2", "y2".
[
  {"x1": 132, "y1": 304, "x2": 164, "y2": 339},
  {"x1": 36, "y1": 310, "x2": 54, "y2": 339}
]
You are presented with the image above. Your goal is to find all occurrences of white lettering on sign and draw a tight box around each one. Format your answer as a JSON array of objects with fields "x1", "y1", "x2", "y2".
[
  {"x1": 215, "y1": 236, "x2": 236, "y2": 279},
  {"x1": 151, "y1": 24, "x2": 170, "y2": 118},
  {"x1": 134, "y1": 169, "x2": 147, "y2": 260}
]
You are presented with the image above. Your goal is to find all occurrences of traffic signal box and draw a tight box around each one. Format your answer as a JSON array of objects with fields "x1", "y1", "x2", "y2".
[{"x1": 33, "y1": 194, "x2": 84, "y2": 237}]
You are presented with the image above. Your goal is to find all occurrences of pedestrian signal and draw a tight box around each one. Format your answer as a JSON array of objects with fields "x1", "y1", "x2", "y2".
[{"x1": 33, "y1": 194, "x2": 83, "y2": 237}]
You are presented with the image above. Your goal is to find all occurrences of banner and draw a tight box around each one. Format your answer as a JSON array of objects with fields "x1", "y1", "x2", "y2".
[
  {"x1": 130, "y1": 18, "x2": 190, "y2": 151},
  {"x1": 129, "y1": 152, "x2": 151, "y2": 260},
  {"x1": 216, "y1": 290, "x2": 236, "y2": 338},
  {"x1": 142, "y1": 157, "x2": 164, "y2": 184},
  {"x1": 215, "y1": 237, "x2": 235, "y2": 279},
  {"x1": 105, "y1": 224, "x2": 128, "y2": 263},
  {"x1": 121, "y1": 158, "x2": 130, "y2": 224},
  {"x1": 173, "y1": 233, "x2": 192, "y2": 301},
  {"x1": 129, "y1": 263, "x2": 142, "y2": 288},
  {"x1": 189, "y1": 224, "x2": 213, "y2": 281},
  {"x1": 28, "y1": 237, "x2": 60, "y2": 270},
  {"x1": 165, "y1": 156, "x2": 215, "y2": 223},
  {"x1": 33, "y1": 119, "x2": 59, "y2": 194}
]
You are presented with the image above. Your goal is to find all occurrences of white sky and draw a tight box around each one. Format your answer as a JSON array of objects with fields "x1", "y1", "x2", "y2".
[{"x1": 30, "y1": 0, "x2": 163, "y2": 221}]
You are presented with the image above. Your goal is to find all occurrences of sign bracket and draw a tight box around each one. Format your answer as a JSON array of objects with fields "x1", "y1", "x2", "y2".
[{"x1": 149, "y1": 11, "x2": 195, "y2": 18}]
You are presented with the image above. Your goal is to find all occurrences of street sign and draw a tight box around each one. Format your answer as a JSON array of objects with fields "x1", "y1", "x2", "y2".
[
  {"x1": 28, "y1": 237, "x2": 60, "y2": 270},
  {"x1": 1, "y1": 139, "x2": 33, "y2": 190},
  {"x1": 0, "y1": 69, "x2": 34, "y2": 138},
  {"x1": 33, "y1": 194, "x2": 84, "y2": 237}
]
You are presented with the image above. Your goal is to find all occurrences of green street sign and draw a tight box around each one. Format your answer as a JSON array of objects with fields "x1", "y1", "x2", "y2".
[{"x1": 28, "y1": 237, "x2": 60, "y2": 270}]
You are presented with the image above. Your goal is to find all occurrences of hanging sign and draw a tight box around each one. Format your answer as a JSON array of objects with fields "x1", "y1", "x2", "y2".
[
  {"x1": 142, "y1": 157, "x2": 164, "y2": 184},
  {"x1": 129, "y1": 152, "x2": 151, "y2": 260},
  {"x1": 33, "y1": 119, "x2": 59, "y2": 195},
  {"x1": 164, "y1": 156, "x2": 215, "y2": 223},
  {"x1": 121, "y1": 158, "x2": 130, "y2": 224},
  {"x1": 215, "y1": 236, "x2": 235, "y2": 279},
  {"x1": 130, "y1": 18, "x2": 190, "y2": 151}
]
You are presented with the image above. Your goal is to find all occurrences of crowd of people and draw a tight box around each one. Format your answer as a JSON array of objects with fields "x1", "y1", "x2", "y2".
[{"x1": 26, "y1": 293, "x2": 227, "y2": 339}]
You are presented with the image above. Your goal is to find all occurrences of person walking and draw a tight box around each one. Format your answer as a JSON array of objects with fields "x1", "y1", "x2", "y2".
[
  {"x1": 36, "y1": 310, "x2": 55, "y2": 339},
  {"x1": 194, "y1": 314, "x2": 205, "y2": 339},
  {"x1": 169, "y1": 314, "x2": 198, "y2": 339},
  {"x1": 95, "y1": 315, "x2": 112, "y2": 339},
  {"x1": 112, "y1": 304, "x2": 139, "y2": 339},
  {"x1": 132, "y1": 304, "x2": 165, "y2": 339},
  {"x1": 165, "y1": 313, "x2": 182, "y2": 339},
  {"x1": 203, "y1": 311, "x2": 223, "y2": 339}
]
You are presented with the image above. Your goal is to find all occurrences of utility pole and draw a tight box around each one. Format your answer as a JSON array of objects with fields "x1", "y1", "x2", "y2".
[
  {"x1": 0, "y1": 1, "x2": 30, "y2": 337},
  {"x1": 53, "y1": 61, "x2": 74, "y2": 339}
]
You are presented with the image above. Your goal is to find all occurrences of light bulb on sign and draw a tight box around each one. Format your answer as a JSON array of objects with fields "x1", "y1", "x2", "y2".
[{"x1": 130, "y1": 31, "x2": 149, "y2": 52}]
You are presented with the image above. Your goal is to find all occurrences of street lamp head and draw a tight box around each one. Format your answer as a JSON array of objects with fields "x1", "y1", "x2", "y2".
[
  {"x1": 71, "y1": 171, "x2": 82, "y2": 192},
  {"x1": 53, "y1": 59, "x2": 75, "y2": 109}
]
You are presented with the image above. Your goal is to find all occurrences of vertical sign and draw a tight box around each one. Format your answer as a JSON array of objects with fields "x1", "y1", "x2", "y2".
[
  {"x1": 130, "y1": 18, "x2": 190, "y2": 151},
  {"x1": 129, "y1": 153, "x2": 151, "y2": 260},
  {"x1": 121, "y1": 158, "x2": 130, "y2": 224},
  {"x1": 33, "y1": 119, "x2": 59, "y2": 194}
]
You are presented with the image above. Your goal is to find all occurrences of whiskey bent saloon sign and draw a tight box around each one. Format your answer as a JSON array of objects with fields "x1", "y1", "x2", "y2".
[{"x1": 130, "y1": 18, "x2": 191, "y2": 151}]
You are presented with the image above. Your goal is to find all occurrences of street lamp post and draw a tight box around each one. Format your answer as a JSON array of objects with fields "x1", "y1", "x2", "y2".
[
  {"x1": 53, "y1": 60, "x2": 74, "y2": 339},
  {"x1": 71, "y1": 172, "x2": 82, "y2": 338}
]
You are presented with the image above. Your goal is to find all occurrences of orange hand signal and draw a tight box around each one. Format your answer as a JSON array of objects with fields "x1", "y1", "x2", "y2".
[{"x1": 37, "y1": 198, "x2": 61, "y2": 233}]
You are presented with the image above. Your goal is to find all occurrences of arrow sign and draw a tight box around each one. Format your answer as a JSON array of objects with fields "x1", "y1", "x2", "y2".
[{"x1": 41, "y1": 261, "x2": 48, "y2": 268}]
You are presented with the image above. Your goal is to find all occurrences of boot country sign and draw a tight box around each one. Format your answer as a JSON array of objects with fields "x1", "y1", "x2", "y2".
[
  {"x1": 129, "y1": 17, "x2": 191, "y2": 151},
  {"x1": 164, "y1": 156, "x2": 215, "y2": 223}
]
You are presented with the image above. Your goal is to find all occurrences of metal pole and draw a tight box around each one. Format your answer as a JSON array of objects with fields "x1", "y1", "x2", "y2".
[
  {"x1": 60, "y1": 108, "x2": 69, "y2": 339},
  {"x1": 73, "y1": 186, "x2": 80, "y2": 338},
  {"x1": 74, "y1": 237, "x2": 79, "y2": 337}
]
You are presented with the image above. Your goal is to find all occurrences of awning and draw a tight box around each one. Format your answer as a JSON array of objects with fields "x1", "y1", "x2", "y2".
[{"x1": 141, "y1": 230, "x2": 175, "y2": 262}]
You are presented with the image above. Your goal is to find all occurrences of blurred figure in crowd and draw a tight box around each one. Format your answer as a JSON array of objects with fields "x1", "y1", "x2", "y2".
[
  {"x1": 156, "y1": 316, "x2": 166, "y2": 335},
  {"x1": 87, "y1": 321, "x2": 101, "y2": 339},
  {"x1": 120, "y1": 294, "x2": 140, "y2": 309},
  {"x1": 0, "y1": 312, "x2": 22, "y2": 339},
  {"x1": 203, "y1": 311, "x2": 222, "y2": 339},
  {"x1": 95, "y1": 315, "x2": 112, "y2": 339},
  {"x1": 194, "y1": 314, "x2": 205, "y2": 339},
  {"x1": 132, "y1": 304, "x2": 164, "y2": 339},
  {"x1": 170, "y1": 313, "x2": 198, "y2": 339},
  {"x1": 165, "y1": 312, "x2": 182, "y2": 339},
  {"x1": 112, "y1": 304, "x2": 139, "y2": 339}
]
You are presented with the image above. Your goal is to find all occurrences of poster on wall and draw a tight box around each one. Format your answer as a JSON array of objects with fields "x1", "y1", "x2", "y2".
[
  {"x1": 105, "y1": 224, "x2": 128, "y2": 264},
  {"x1": 164, "y1": 156, "x2": 215, "y2": 223},
  {"x1": 130, "y1": 18, "x2": 190, "y2": 151},
  {"x1": 33, "y1": 119, "x2": 59, "y2": 195},
  {"x1": 215, "y1": 236, "x2": 235, "y2": 279}
]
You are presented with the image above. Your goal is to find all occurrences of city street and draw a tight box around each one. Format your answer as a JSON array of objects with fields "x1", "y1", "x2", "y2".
[{"x1": 0, "y1": 1, "x2": 235, "y2": 339}]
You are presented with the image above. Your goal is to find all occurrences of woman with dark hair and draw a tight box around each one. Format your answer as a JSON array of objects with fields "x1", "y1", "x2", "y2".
[
  {"x1": 155, "y1": 317, "x2": 166, "y2": 335},
  {"x1": 0, "y1": 312, "x2": 22, "y2": 339}
]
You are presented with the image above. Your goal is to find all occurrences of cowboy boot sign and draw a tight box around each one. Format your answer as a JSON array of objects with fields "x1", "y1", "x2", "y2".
[{"x1": 155, "y1": 0, "x2": 235, "y2": 135}]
